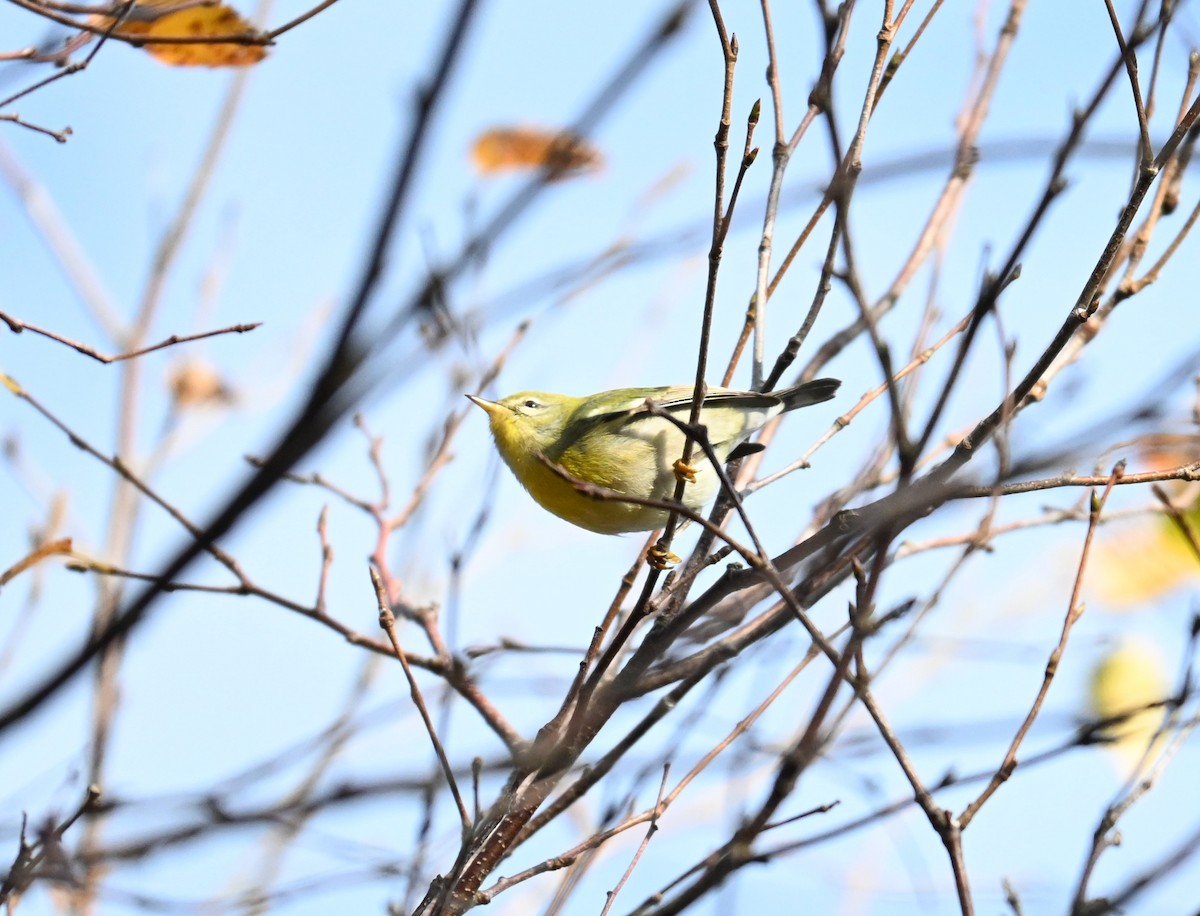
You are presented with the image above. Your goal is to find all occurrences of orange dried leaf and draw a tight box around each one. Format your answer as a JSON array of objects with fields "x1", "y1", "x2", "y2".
[
  {"x1": 471, "y1": 127, "x2": 602, "y2": 180},
  {"x1": 92, "y1": 2, "x2": 266, "y2": 68},
  {"x1": 167, "y1": 358, "x2": 234, "y2": 408}
]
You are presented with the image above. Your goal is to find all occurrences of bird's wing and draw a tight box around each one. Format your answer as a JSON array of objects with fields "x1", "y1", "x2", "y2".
[
  {"x1": 565, "y1": 387, "x2": 687, "y2": 433},
  {"x1": 576, "y1": 387, "x2": 784, "y2": 424},
  {"x1": 565, "y1": 387, "x2": 786, "y2": 452}
]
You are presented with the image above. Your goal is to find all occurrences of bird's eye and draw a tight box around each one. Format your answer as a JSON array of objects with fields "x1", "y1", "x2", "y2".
[{"x1": 523, "y1": 399, "x2": 540, "y2": 409}]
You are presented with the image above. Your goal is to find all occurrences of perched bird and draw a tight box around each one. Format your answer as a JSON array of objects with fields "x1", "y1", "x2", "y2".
[{"x1": 467, "y1": 378, "x2": 840, "y2": 535}]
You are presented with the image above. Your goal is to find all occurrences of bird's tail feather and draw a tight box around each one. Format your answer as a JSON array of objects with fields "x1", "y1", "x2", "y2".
[{"x1": 780, "y1": 377, "x2": 841, "y2": 411}]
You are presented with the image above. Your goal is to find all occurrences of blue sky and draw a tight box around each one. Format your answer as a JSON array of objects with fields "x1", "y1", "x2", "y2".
[{"x1": 2, "y1": 0, "x2": 1200, "y2": 913}]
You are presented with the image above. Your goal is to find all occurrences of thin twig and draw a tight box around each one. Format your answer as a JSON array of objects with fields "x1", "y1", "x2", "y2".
[
  {"x1": 959, "y1": 462, "x2": 1125, "y2": 829},
  {"x1": 1104, "y1": 0, "x2": 1154, "y2": 167},
  {"x1": 0, "y1": 313, "x2": 260, "y2": 363},
  {"x1": 372, "y1": 567, "x2": 471, "y2": 834},
  {"x1": 599, "y1": 765, "x2": 671, "y2": 916}
]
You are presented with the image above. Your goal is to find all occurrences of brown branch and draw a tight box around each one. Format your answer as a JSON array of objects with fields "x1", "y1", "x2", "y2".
[
  {"x1": 266, "y1": 0, "x2": 341, "y2": 38},
  {"x1": 950, "y1": 463, "x2": 1200, "y2": 499},
  {"x1": 4, "y1": 0, "x2": 272, "y2": 45},
  {"x1": 0, "y1": 0, "x2": 131, "y2": 109},
  {"x1": 372, "y1": 568, "x2": 471, "y2": 834},
  {"x1": 654, "y1": 0, "x2": 753, "y2": 577},
  {"x1": 599, "y1": 765, "x2": 670, "y2": 916},
  {"x1": 959, "y1": 462, "x2": 1125, "y2": 830},
  {"x1": 0, "y1": 312, "x2": 260, "y2": 363},
  {"x1": 1104, "y1": 0, "x2": 1154, "y2": 167},
  {"x1": 0, "y1": 113, "x2": 71, "y2": 141}
]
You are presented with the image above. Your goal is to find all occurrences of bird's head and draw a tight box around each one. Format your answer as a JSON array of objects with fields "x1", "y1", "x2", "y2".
[{"x1": 466, "y1": 392, "x2": 576, "y2": 460}]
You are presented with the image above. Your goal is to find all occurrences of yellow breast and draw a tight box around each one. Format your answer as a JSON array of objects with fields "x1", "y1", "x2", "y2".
[{"x1": 493, "y1": 417, "x2": 717, "y2": 534}]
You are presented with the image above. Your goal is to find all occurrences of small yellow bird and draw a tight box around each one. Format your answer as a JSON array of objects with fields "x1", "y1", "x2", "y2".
[{"x1": 467, "y1": 379, "x2": 840, "y2": 534}]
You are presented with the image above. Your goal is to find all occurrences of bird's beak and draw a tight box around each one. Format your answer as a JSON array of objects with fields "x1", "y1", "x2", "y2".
[{"x1": 466, "y1": 394, "x2": 504, "y2": 418}]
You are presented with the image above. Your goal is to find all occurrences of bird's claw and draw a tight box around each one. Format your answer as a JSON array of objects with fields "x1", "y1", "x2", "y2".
[
  {"x1": 673, "y1": 459, "x2": 697, "y2": 483},
  {"x1": 647, "y1": 543, "x2": 681, "y2": 570}
]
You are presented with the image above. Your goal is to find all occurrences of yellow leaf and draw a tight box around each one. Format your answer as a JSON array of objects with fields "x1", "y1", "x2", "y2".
[
  {"x1": 1088, "y1": 640, "x2": 1169, "y2": 769},
  {"x1": 1090, "y1": 442, "x2": 1200, "y2": 606},
  {"x1": 1091, "y1": 515, "x2": 1199, "y2": 607}
]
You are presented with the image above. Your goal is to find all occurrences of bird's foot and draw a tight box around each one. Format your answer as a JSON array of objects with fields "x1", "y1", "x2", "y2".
[
  {"x1": 647, "y1": 542, "x2": 681, "y2": 570},
  {"x1": 673, "y1": 459, "x2": 697, "y2": 483}
]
